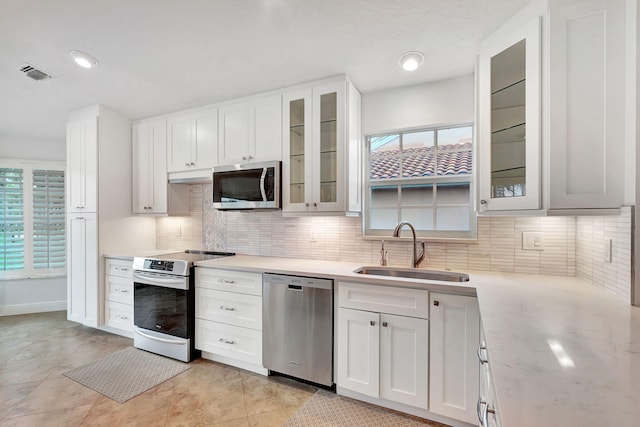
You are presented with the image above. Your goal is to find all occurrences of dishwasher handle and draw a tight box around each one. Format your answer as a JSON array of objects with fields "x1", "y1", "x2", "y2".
[{"x1": 263, "y1": 273, "x2": 333, "y2": 291}]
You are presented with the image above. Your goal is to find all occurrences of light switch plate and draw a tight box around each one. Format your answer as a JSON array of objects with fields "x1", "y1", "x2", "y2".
[{"x1": 522, "y1": 232, "x2": 544, "y2": 251}]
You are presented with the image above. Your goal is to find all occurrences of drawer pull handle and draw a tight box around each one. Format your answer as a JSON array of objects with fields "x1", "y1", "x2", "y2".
[
  {"x1": 477, "y1": 344, "x2": 489, "y2": 365},
  {"x1": 115, "y1": 315, "x2": 129, "y2": 320},
  {"x1": 218, "y1": 338, "x2": 235, "y2": 345},
  {"x1": 115, "y1": 288, "x2": 128, "y2": 293},
  {"x1": 218, "y1": 279, "x2": 236, "y2": 284},
  {"x1": 370, "y1": 321, "x2": 376, "y2": 326},
  {"x1": 218, "y1": 305, "x2": 235, "y2": 311}
]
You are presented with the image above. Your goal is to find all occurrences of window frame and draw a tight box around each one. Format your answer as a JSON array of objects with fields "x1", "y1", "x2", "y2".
[
  {"x1": 363, "y1": 124, "x2": 477, "y2": 241},
  {"x1": 0, "y1": 158, "x2": 66, "y2": 279}
]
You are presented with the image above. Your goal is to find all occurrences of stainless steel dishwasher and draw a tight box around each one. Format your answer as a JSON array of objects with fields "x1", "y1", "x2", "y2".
[{"x1": 262, "y1": 273, "x2": 334, "y2": 387}]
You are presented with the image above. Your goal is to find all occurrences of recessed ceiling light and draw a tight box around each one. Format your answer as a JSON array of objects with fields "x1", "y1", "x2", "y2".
[
  {"x1": 69, "y1": 50, "x2": 98, "y2": 69},
  {"x1": 399, "y1": 51, "x2": 424, "y2": 72}
]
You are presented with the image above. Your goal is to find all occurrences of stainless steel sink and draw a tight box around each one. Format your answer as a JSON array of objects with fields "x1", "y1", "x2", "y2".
[{"x1": 354, "y1": 266, "x2": 469, "y2": 282}]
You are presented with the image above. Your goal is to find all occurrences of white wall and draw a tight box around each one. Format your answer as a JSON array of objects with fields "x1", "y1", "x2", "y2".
[
  {"x1": 0, "y1": 277, "x2": 66, "y2": 316},
  {"x1": 1, "y1": 137, "x2": 67, "y2": 316},
  {"x1": 362, "y1": 74, "x2": 475, "y2": 135},
  {"x1": 0, "y1": 136, "x2": 65, "y2": 161}
]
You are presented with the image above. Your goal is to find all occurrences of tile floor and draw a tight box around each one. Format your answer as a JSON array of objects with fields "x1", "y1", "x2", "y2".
[{"x1": 0, "y1": 311, "x2": 317, "y2": 426}]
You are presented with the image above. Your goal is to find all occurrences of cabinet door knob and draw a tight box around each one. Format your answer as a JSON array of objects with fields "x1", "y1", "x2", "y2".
[
  {"x1": 242, "y1": 156, "x2": 247, "y2": 160},
  {"x1": 248, "y1": 155, "x2": 253, "y2": 160},
  {"x1": 305, "y1": 203, "x2": 310, "y2": 207},
  {"x1": 382, "y1": 321, "x2": 388, "y2": 327},
  {"x1": 185, "y1": 162, "x2": 190, "y2": 167},
  {"x1": 190, "y1": 162, "x2": 195, "y2": 166},
  {"x1": 313, "y1": 202, "x2": 317, "y2": 207},
  {"x1": 480, "y1": 199, "x2": 487, "y2": 205},
  {"x1": 370, "y1": 320, "x2": 376, "y2": 326},
  {"x1": 433, "y1": 300, "x2": 440, "y2": 306}
]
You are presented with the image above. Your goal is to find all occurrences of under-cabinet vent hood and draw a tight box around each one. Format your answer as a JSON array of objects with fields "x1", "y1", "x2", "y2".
[{"x1": 168, "y1": 169, "x2": 212, "y2": 184}]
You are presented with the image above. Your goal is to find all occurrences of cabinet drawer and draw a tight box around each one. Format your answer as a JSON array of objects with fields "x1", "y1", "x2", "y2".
[
  {"x1": 196, "y1": 268, "x2": 262, "y2": 296},
  {"x1": 105, "y1": 275, "x2": 133, "y2": 305},
  {"x1": 195, "y1": 318, "x2": 262, "y2": 365},
  {"x1": 105, "y1": 301, "x2": 133, "y2": 332},
  {"x1": 196, "y1": 288, "x2": 262, "y2": 330},
  {"x1": 105, "y1": 258, "x2": 133, "y2": 279},
  {"x1": 338, "y1": 282, "x2": 429, "y2": 319}
]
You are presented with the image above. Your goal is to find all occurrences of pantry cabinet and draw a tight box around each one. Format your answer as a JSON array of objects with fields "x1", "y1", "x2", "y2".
[
  {"x1": 66, "y1": 117, "x2": 98, "y2": 213},
  {"x1": 429, "y1": 293, "x2": 480, "y2": 424},
  {"x1": 337, "y1": 282, "x2": 429, "y2": 410},
  {"x1": 66, "y1": 106, "x2": 138, "y2": 328},
  {"x1": 218, "y1": 94, "x2": 282, "y2": 165},
  {"x1": 282, "y1": 78, "x2": 361, "y2": 215},
  {"x1": 67, "y1": 213, "x2": 98, "y2": 327},
  {"x1": 132, "y1": 120, "x2": 190, "y2": 215},
  {"x1": 166, "y1": 108, "x2": 218, "y2": 174}
]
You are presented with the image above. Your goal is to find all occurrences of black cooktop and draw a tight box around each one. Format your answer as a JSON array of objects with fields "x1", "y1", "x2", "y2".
[{"x1": 154, "y1": 250, "x2": 235, "y2": 263}]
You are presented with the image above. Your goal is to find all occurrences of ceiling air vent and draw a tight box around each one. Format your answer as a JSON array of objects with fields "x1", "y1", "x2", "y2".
[{"x1": 19, "y1": 63, "x2": 53, "y2": 81}]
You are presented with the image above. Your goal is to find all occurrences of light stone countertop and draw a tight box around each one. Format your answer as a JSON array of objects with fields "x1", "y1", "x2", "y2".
[{"x1": 196, "y1": 254, "x2": 640, "y2": 427}]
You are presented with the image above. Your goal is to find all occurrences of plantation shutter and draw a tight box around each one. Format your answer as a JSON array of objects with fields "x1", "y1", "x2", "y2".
[
  {"x1": 33, "y1": 169, "x2": 66, "y2": 269},
  {"x1": 0, "y1": 168, "x2": 25, "y2": 270}
]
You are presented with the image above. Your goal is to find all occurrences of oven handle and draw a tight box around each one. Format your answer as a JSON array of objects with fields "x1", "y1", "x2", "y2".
[
  {"x1": 133, "y1": 271, "x2": 188, "y2": 290},
  {"x1": 135, "y1": 328, "x2": 186, "y2": 345}
]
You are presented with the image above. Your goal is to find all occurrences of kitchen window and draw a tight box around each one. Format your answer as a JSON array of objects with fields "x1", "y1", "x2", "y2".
[
  {"x1": 0, "y1": 160, "x2": 65, "y2": 278},
  {"x1": 364, "y1": 125, "x2": 475, "y2": 239}
]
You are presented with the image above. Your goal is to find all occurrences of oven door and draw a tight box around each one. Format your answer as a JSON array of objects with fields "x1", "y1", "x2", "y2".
[{"x1": 133, "y1": 271, "x2": 190, "y2": 339}]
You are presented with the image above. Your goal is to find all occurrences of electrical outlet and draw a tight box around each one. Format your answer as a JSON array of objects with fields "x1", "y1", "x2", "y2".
[
  {"x1": 175, "y1": 226, "x2": 182, "y2": 237},
  {"x1": 522, "y1": 232, "x2": 544, "y2": 251},
  {"x1": 603, "y1": 238, "x2": 613, "y2": 263},
  {"x1": 309, "y1": 230, "x2": 318, "y2": 242}
]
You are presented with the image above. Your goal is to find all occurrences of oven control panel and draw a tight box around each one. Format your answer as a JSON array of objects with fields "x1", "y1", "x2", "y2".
[{"x1": 146, "y1": 259, "x2": 175, "y2": 271}]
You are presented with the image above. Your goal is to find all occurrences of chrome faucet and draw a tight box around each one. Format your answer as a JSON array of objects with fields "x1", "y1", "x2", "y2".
[{"x1": 392, "y1": 221, "x2": 425, "y2": 268}]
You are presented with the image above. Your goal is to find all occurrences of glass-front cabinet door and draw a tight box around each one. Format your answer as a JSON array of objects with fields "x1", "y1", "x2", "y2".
[
  {"x1": 478, "y1": 17, "x2": 541, "y2": 211},
  {"x1": 283, "y1": 81, "x2": 345, "y2": 212}
]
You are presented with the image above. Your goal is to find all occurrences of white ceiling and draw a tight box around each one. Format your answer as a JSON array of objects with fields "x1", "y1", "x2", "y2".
[{"x1": 0, "y1": 0, "x2": 529, "y2": 141}]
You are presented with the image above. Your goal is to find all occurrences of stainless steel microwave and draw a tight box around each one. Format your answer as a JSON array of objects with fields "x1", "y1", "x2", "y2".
[{"x1": 212, "y1": 161, "x2": 281, "y2": 210}]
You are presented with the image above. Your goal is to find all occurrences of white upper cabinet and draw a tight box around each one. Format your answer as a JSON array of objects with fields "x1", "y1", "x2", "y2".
[
  {"x1": 133, "y1": 119, "x2": 191, "y2": 216},
  {"x1": 548, "y1": 0, "x2": 626, "y2": 209},
  {"x1": 478, "y1": 16, "x2": 541, "y2": 211},
  {"x1": 66, "y1": 116, "x2": 98, "y2": 213},
  {"x1": 282, "y1": 78, "x2": 361, "y2": 214},
  {"x1": 167, "y1": 107, "x2": 218, "y2": 174},
  {"x1": 218, "y1": 94, "x2": 283, "y2": 165}
]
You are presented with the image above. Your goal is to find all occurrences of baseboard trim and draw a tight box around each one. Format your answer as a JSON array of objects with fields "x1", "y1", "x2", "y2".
[{"x1": 0, "y1": 301, "x2": 66, "y2": 317}]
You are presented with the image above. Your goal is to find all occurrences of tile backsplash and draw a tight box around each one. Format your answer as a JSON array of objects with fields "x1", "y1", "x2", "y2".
[{"x1": 157, "y1": 185, "x2": 633, "y2": 304}]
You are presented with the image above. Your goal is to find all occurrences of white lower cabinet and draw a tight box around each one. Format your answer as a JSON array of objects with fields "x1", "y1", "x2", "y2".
[
  {"x1": 337, "y1": 282, "x2": 429, "y2": 411},
  {"x1": 103, "y1": 257, "x2": 134, "y2": 334},
  {"x1": 67, "y1": 213, "x2": 98, "y2": 327},
  {"x1": 429, "y1": 293, "x2": 480, "y2": 424},
  {"x1": 479, "y1": 323, "x2": 501, "y2": 427},
  {"x1": 195, "y1": 268, "x2": 265, "y2": 374}
]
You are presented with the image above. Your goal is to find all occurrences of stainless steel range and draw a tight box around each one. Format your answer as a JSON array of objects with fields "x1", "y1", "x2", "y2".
[{"x1": 132, "y1": 250, "x2": 234, "y2": 362}]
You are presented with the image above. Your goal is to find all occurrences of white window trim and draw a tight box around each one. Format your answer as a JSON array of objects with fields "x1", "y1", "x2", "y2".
[
  {"x1": 362, "y1": 124, "x2": 477, "y2": 241},
  {"x1": 0, "y1": 158, "x2": 66, "y2": 280}
]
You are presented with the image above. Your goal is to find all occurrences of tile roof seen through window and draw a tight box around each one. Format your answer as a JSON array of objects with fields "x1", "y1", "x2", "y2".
[{"x1": 370, "y1": 142, "x2": 472, "y2": 180}]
